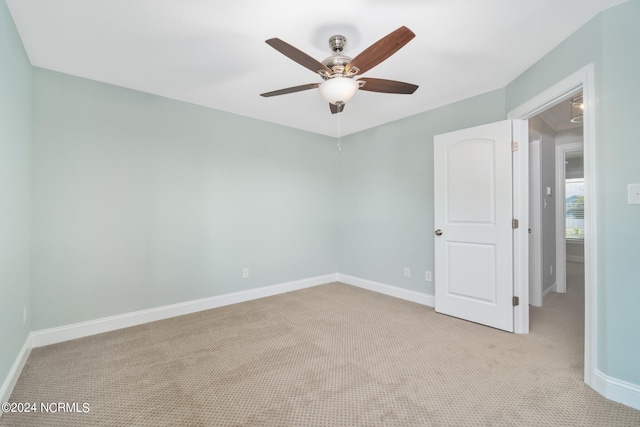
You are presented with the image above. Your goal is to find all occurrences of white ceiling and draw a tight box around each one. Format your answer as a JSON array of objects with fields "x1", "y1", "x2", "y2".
[{"x1": 6, "y1": 0, "x2": 626, "y2": 137}]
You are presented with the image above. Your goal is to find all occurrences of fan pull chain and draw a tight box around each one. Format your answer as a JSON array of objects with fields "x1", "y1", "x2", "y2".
[{"x1": 337, "y1": 109, "x2": 342, "y2": 152}]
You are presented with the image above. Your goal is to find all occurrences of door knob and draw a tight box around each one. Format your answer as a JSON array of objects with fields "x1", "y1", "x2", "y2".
[{"x1": 435, "y1": 229, "x2": 443, "y2": 236}]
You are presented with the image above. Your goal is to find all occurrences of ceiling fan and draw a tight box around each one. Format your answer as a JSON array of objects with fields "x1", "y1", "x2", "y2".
[{"x1": 260, "y1": 26, "x2": 419, "y2": 114}]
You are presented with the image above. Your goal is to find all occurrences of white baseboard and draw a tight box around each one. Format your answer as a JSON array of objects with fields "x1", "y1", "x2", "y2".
[
  {"x1": 30, "y1": 273, "x2": 337, "y2": 348},
  {"x1": 337, "y1": 274, "x2": 434, "y2": 307},
  {"x1": 543, "y1": 283, "x2": 558, "y2": 302},
  {"x1": 594, "y1": 369, "x2": 640, "y2": 411},
  {"x1": 0, "y1": 335, "x2": 32, "y2": 408}
]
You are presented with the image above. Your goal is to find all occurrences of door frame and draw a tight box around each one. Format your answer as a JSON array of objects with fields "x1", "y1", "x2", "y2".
[
  {"x1": 508, "y1": 64, "x2": 596, "y2": 387},
  {"x1": 555, "y1": 142, "x2": 584, "y2": 294},
  {"x1": 529, "y1": 135, "x2": 543, "y2": 307}
]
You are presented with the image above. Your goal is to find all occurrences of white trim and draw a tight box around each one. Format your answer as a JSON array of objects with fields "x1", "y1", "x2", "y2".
[
  {"x1": 30, "y1": 274, "x2": 337, "y2": 348},
  {"x1": 594, "y1": 370, "x2": 640, "y2": 411},
  {"x1": 512, "y1": 119, "x2": 530, "y2": 333},
  {"x1": 542, "y1": 283, "x2": 558, "y2": 302},
  {"x1": 508, "y1": 69, "x2": 585, "y2": 119},
  {"x1": 507, "y1": 64, "x2": 596, "y2": 388},
  {"x1": 582, "y1": 63, "x2": 597, "y2": 389},
  {"x1": 555, "y1": 143, "x2": 567, "y2": 293},
  {"x1": 337, "y1": 274, "x2": 435, "y2": 307},
  {"x1": 0, "y1": 335, "x2": 32, "y2": 408},
  {"x1": 529, "y1": 137, "x2": 543, "y2": 307}
]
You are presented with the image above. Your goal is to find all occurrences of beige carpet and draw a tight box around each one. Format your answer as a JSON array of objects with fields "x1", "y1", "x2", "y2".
[{"x1": 2, "y1": 264, "x2": 639, "y2": 426}]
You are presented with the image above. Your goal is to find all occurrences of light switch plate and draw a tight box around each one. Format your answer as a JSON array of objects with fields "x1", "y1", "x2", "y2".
[{"x1": 628, "y1": 183, "x2": 640, "y2": 205}]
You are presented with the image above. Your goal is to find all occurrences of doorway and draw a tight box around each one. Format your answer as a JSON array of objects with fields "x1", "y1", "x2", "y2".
[
  {"x1": 508, "y1": 64, "x2": 596, "y2": 386},
  {"x1": 528, "y1": 99, "x2": 584, "y2": 306}
]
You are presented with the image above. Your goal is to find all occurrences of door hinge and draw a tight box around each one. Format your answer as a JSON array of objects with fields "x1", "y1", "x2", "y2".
[
  {"x1": 512, "y1": 219, "x2": 519, "y2": 229},
  {"x1": 513, "y1": 296, "x2": 520, "y2": 306},
  {"x1": 511, "y1": 141, "x2": 518, "y2": 152}
]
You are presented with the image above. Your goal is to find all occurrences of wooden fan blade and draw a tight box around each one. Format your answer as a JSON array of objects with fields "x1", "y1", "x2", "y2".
[
  {"x1": 266, "y1": 38, "x2": 332, "y2": 75},
  {"x1": 357, "y1": 78, "x2": 418, "y2": 94},
  {"x1": 345, "y1": 26, "x2": 415, "y2": 75},
  {"x1": 260, "y1": 83, "x2": 320, "y2": 97},
  {"x1": 330, "y1": 103, "x2": 345, "y2": 114}
]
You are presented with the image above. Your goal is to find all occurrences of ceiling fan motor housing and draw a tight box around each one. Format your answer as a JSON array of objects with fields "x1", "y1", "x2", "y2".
[{"x1": 322, "y1": 35, "x2": 353, "y2": 77}]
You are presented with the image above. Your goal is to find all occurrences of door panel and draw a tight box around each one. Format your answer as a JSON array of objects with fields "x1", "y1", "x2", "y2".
[
  {"x1": 447, "y1": 242, "x2": 496, "y2": 302},
  {"x1": 434, "y1": 120, "x2": 514, "y2": 332},
  {"x1": 447, "y1": 140, "x2": 496, "y2": 223}
]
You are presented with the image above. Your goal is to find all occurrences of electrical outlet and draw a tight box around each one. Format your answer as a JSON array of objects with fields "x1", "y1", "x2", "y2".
[
  {"x1": 425, "y1": 271, "x2": 433, "y2": 282},
  {"x1": 23, "y1": 306, "x2": 27, "y2": 325},
  {"x1": 242, "y1": 268, "x2": 249, "y2": 279},
  {"x1": 403, "y1": 267, "x2": 411, "y2": 278}
]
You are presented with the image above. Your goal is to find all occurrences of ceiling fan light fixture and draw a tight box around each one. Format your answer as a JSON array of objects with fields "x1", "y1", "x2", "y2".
[{"x1": 319, "y1": 77, "x2": 359, "y2": 105}]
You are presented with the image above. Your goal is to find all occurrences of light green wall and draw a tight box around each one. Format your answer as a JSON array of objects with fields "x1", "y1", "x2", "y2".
[
  {"x1": 31, "y1": 69, "x2": 338, "y2": 330},
  {"x1": 0, "y1": 0, "x2": 31, "y2": 386},
  {"x1": 337, "y1": 89, "x2": 506, "y2": 293},
  {"x1": 507, "y1": 0, "x2": 640, "y2": 385},
  {"x1": 599, "y1": 0, "x2": 640, "y2": 384}
]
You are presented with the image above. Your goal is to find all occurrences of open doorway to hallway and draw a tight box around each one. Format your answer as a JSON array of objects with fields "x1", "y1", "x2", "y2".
[
  {"x1": 508, "y1": 65, "x2": 595, "y2": 386},
  {"x1": 528, "y1": 93, "x2": 585, "y2": 324}
]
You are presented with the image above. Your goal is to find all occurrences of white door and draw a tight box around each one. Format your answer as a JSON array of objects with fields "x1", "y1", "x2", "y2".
[{"x1": 434, "y1": 120, "x2": 514, "y2": 332}]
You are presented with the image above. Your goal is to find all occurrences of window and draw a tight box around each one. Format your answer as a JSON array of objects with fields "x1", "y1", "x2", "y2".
[{"x1": 566, "y1": 178, "x2": 584, "y2": 239}]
